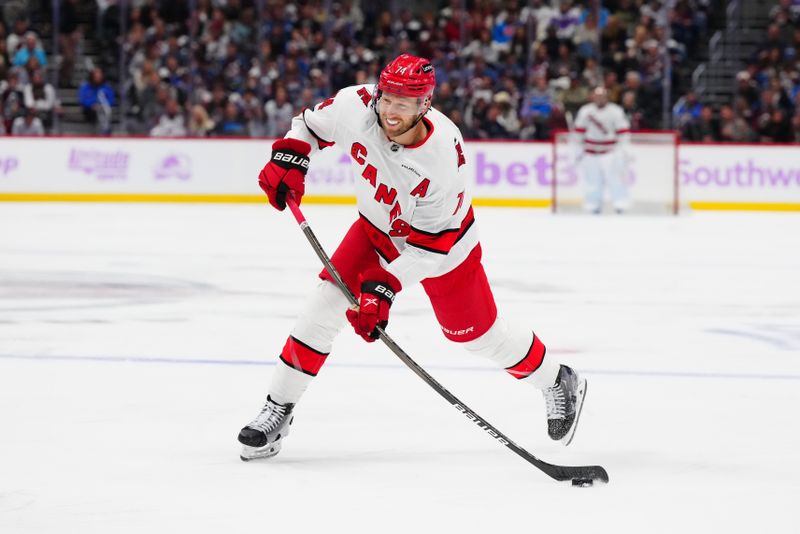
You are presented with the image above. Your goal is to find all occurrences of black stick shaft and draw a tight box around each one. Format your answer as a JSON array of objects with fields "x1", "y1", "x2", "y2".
[{"x1": 285, "y1": 199, "x2": 608, "y2": 483}]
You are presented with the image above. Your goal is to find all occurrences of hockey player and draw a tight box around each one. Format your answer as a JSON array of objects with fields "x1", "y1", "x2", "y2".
[
  {"x1": 238, "y1": 54, "x2": 588, "y2": 460},
  {"x1": 573, "y1": 86, "x2": 632, "y2": 214}
]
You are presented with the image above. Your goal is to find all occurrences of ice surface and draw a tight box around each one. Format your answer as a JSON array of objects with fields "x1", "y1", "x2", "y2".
[{"x1": 1, "y1": 203, "x2": 799, "y2": 533}]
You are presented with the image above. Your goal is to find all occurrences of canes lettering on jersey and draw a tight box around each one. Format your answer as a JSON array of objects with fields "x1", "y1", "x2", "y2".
[{"x1": 350, "y1": 141, "x2": 408, "y2": 230}]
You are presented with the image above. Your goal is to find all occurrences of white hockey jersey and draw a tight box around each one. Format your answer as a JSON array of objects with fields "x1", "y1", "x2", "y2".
[
  {"x1": 285, "y1": 84, "x2": 478, "y2": 289},
  {"x1": 574, "y1": 102, "x2": 630, "y2": 155}
]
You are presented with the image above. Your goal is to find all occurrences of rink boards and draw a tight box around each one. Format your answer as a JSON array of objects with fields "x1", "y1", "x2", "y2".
[{"x1": 0, "y1": 136, "x2": 798, "y2": 210}]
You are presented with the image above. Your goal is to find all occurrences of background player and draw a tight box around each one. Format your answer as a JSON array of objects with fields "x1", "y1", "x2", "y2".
[
  {"x1": 237, "y1": 54, "x2": 588, "y2": 461},
  {"x1": 574, "y1": 86, "x2": 632, "y2": 214}
]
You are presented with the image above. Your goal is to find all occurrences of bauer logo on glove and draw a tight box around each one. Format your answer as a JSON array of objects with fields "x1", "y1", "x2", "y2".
[
  {"x1": 272, "y1": 151, "x2": 310, "y2": 169},
  {"x1": 367, "y1": 283, "x2": 396, "y2": 302},
  {"x1": 346, "y1": 268, "x2": 402, "y2": 342},
  {"x1": 258, "y1": 138, "x2": 312, "y2": 211}
]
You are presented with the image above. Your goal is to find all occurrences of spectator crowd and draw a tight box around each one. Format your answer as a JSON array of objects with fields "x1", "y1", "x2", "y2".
[
  {"x1": 675, "y1": 0, "x2": 800, "y2": 142},
  {"x1": 0, "y1": 12, "x2": 58, "y2": 135},
  {"x1": 103, "y1": 0, "x2": 709, "y2": 140},
  {"x1": 2, "y1": 0, "x2": 800, "y2": 143}
]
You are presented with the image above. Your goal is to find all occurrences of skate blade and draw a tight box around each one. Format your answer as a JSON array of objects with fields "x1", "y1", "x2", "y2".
[
  {"x1": 560, "y1": 377, "x2": 587, "y2": 447},
  {"x1": 240, "y1": 441, "x2": 282, "y2": 461}
]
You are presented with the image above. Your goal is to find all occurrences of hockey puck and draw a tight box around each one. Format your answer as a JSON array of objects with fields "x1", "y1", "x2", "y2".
[{"x1": 571, "y1": 478, "x2": 594, "y2": 487}]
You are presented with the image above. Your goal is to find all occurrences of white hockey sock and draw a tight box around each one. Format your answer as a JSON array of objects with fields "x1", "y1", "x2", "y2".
[
  {"x1": 268, "y1": 281, "x2": 349, "y2": 405},
  {"x1": 269, "y1": 361, "x2": 315, "y2": 405},
  {"x1": 290, "y1": 281, "x2": 350, "y2": 353},
  {"x1": 462, "y1": 317, "x2": 561, "y2": 390}
]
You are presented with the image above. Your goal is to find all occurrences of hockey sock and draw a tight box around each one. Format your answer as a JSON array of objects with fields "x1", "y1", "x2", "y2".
[
  {"x1": 462, "y1": 317, "x2": 560, "y2": 389},
  {"x1": 267, "y1": 281, "x2": 349, "y2": 405},
  {"x1": 269, "y1": 358, "x2": 315, "y2": 405}
]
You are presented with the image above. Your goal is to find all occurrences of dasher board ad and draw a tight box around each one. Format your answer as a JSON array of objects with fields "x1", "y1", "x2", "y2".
[{"x1": 0, "y1": 137, "x2": 798, "y2": 208}]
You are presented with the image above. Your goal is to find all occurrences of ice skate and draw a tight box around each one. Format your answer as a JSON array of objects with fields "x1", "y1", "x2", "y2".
[
  {"x1": 542, "y1": 365, "x2": 587, "y2": 446},
  {"x1": 238, "y1": 396, "x2": 295, "y2": 461}
]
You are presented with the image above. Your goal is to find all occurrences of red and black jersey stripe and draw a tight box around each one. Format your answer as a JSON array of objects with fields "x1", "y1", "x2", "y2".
[{"x1": 406, "y1": 206, "x2": 475, "y2": 255}]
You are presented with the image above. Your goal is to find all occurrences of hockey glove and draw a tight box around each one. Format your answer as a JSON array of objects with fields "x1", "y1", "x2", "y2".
[
  {"x1": 258, "y1": 138, "x2": 311, "y2": 211},
  {"x1": 346, "y1": 268, "x2": 402, "y2": 343}
]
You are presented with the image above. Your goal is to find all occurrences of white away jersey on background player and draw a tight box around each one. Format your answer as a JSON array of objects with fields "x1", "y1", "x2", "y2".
[
  {"x1": 285, "y1": 84, "x2": 478, "y2": 288},
  {"x1": 574, "y1": 102, "x2": 630, "y2": 154}
]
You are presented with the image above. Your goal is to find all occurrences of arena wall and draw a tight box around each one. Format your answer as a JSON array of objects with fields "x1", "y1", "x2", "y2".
[{"x1": 0, "y1": 137, "x2": 798, "y2": 210}]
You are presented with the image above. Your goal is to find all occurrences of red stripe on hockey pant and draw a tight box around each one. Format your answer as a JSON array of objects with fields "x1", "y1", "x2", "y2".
[
  {"x1": 319, "y1": 219, "x2": 383, "y2": 295},
  {"x1": 407, "y1": 207, "x2": 475, "y2": 254},
  {"x1": 422, "y1": 244, "x2": 497, "y2": 342},
  {"x1": 279, "y1": 336, "x2": 329, "y2": 376},
  {"x1": 505, "y1": 335, "x2": 546, "y2": 379}
]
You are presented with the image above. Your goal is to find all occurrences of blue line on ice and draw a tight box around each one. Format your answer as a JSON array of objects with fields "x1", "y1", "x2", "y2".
[{"x1": 1, "y1": 353, "x2": 799, "y2": 382}]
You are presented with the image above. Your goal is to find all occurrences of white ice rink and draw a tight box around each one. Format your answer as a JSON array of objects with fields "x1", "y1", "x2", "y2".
[{"x1": 1, "y1": 202, "x2": 799, "y2": 533}]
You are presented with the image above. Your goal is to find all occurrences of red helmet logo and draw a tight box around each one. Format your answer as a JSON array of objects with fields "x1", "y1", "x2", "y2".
[{"x1": 377, "y1": 54, "x2": 436, "y2": 100}]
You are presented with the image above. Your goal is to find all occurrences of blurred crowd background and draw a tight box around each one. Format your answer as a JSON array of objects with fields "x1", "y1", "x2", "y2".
[{"x1": 0, "y1": 0, "x2": 798, "y2": 143}]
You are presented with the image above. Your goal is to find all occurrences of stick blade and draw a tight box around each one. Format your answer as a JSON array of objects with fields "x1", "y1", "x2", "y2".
[{"x1": 546, "y1": 464, "x2": 610, "y2": 484}]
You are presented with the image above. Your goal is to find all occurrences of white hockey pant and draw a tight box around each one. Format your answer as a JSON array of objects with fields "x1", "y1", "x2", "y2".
[{"x1": 580, "y1": 151, "x2": 629, "y2": 211}]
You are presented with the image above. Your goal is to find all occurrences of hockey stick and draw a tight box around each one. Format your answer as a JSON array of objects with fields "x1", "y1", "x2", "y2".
[
  {"x1": 285, "y1": 198, "x2": 609, "y2": 484},
  {"x1": 565, "y1": 110, "x2": 575, "y2": 132}
]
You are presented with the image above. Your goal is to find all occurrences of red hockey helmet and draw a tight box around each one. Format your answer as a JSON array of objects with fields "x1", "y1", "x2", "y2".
[{"x1": 377, "y1": 54, "x2": 436, "y2": 101}]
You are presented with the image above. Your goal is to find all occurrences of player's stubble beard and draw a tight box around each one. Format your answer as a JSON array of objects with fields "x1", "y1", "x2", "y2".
[
  {"x1": 379, "y1": 112, "x2": 419, "y2": 141},
  {"x1": 377, "y1": 98, "x2": 431, "y2": 144}
]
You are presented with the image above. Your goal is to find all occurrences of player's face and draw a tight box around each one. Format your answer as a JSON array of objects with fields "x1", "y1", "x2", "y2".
[
  {"x1": 377, "y1": 92, "x2": 426, "y2": 137},
  {"x1": 593, "y1": 92, "x2": 608, "y2": 108}
]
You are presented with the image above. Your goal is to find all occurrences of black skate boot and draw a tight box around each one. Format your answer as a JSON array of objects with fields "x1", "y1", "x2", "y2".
[
  {"x1": 238, "y1": 395, "x2": 295, "y2": 461},
  {"x1": 541, "y1": 365, "x2": 587, "y2": 446}
]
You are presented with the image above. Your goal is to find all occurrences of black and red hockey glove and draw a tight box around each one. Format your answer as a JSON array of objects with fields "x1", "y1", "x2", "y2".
[
  {"x1": 346, "y1": 268, "x2": 402, "y2": 343},
  {"x1": 258, "y1": 138, "x2": 311, "y2": 211}
]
